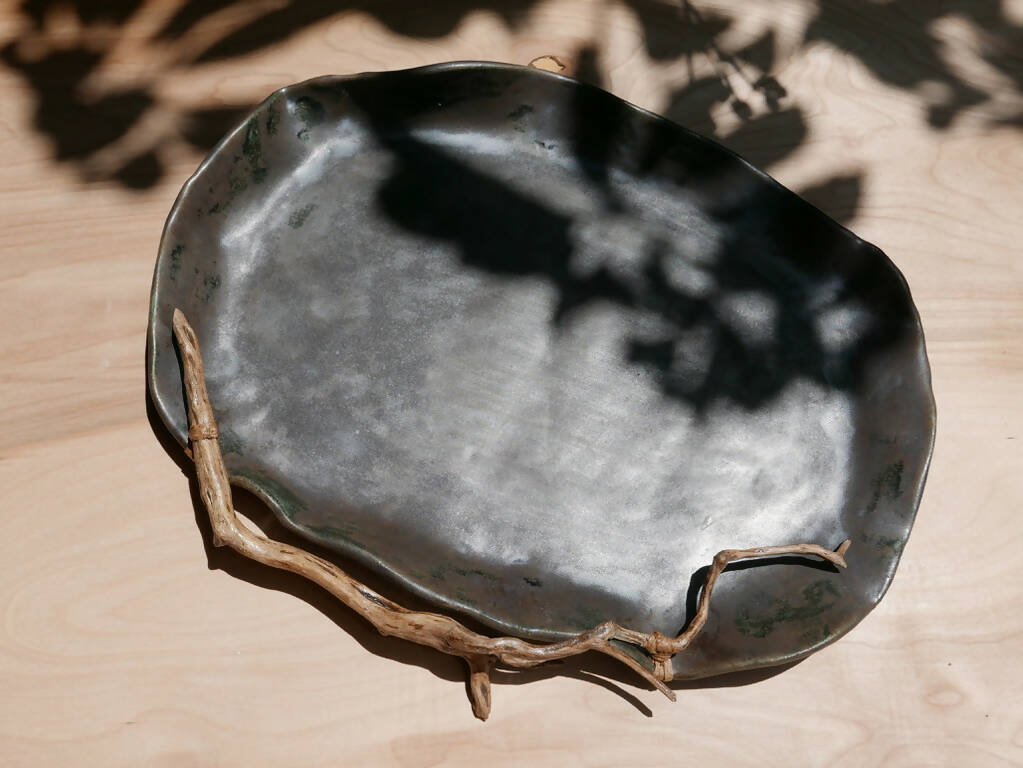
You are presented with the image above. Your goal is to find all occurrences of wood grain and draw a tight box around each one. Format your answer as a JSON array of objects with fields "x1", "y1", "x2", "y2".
[{"x1": 1, "y1": 0, "x2": 1022, "y2": 764}]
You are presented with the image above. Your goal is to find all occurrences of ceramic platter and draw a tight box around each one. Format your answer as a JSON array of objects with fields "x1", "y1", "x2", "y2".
[{"x1": 148, "y1": 62, "x2": 935, "y2": 680}]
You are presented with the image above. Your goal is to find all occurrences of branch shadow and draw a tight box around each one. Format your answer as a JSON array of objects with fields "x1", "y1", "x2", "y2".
[
  {"x1": 4, "y1": 0, "x2": 1021, "y2": 190},
  {"x1": 804, "y1": 0, "x2": 1023, "y2": 131},
  {"x1": 331, "y1": 62, "x2": 900, "y2": 415}
]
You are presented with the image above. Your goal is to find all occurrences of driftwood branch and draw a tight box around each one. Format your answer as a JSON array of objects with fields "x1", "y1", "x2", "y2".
[{"x1": 171, "y1": 308, "x2": 850, "y2": 720}]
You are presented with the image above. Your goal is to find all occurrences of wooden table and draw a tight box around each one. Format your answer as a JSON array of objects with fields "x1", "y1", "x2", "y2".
[{"x1": 2, "y1": 1, "x2": 1021, "y2": 765}]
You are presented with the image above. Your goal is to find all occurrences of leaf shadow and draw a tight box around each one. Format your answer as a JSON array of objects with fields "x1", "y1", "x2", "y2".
[{"x1": 4, "y1": 0, "x2": 1020, "y2": 190}]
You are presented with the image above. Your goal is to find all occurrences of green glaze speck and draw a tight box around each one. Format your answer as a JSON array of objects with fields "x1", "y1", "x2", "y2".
[
  {"x1": 288, "y1": 203, "x2": 317, "y2": 229},
  {"x1": 866, "y1": 460, "x2": 905, "y2": 514},
  {"x1": 734, "y1": 580, "x2": 841, "y2": 639}
]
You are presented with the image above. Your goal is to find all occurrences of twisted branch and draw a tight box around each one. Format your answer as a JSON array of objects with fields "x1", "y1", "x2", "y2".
[{"x1": 171, "y1": 308, "x2": 850, "y2": 720}]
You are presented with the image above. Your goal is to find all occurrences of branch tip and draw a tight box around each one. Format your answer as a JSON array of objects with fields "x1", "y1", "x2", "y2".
[{"x1": 466, "y1": 656, "x2": 493, "y2": 721}]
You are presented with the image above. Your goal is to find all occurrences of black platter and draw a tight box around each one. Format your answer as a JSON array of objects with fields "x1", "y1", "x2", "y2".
[{"x1": 148, "y1": 62, "x2": 935, "y2": 679}]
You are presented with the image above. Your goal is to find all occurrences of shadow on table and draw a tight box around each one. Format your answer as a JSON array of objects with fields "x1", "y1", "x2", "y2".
[{"x1": 4, "y1": 0, "x2": 1020, "y2": 193}]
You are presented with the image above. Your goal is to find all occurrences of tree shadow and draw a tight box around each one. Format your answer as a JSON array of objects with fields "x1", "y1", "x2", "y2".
[
  {"x1": 327, "y1": 61, "x2": 906, "y2": 413},
  {"x1": 4, "y1": 0, "x2": 1021, "y2": 189},
  {"x1": 804, "y1": 0, "x2": 1023, "y2": 130}
]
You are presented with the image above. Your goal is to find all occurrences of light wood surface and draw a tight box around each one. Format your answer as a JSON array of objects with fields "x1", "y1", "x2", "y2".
[{"x1": 2, "y1": 1, "x2": 1022, "y2": 765}]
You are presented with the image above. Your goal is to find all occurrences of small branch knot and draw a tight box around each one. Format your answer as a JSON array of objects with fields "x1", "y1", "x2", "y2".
[
  {"x1": 645, "y1": 631, "x2": 676, "y2": 661},
  {"x1": 644, "y1": 631, "x2": 677, "y2": 682},
  {"x1": 188, "y1": 423, "x2": 219, "y2": 442},
  {"x1": 465, "y1": 655, "x2": 494, "y2": 721}
]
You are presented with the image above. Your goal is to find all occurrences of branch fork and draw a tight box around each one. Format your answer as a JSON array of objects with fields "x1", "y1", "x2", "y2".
[{"x1": 171, "y1": 308, "x2": 850, "y2": 720}]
